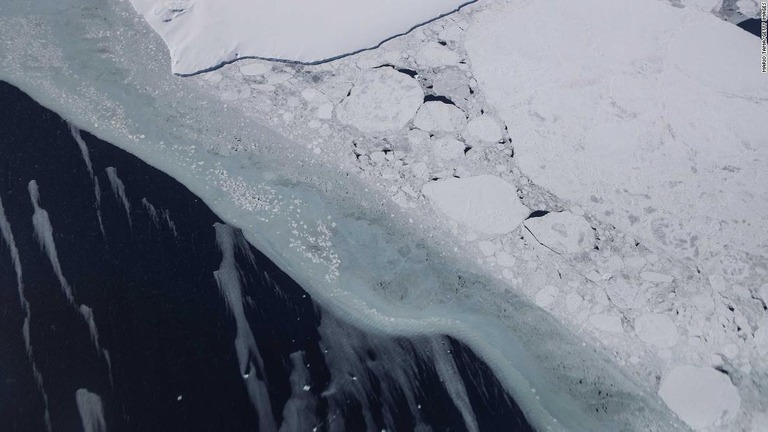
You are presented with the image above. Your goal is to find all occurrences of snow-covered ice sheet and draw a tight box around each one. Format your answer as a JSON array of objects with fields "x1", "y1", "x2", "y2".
[{"x1": 128, "y1": 0, "x2": 474, "y2": 75}]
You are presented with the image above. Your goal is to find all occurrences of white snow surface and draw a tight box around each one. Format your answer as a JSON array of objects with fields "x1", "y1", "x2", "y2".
[
  {"x1": 659, "y1": 365, "x2": 741, "y2": 429},
  {"x1": 128, "y1": 0, "x2": 473, "y2": 75},
  {"x1": 422, "y1": 175, "x2": 529, "y2": 235}
]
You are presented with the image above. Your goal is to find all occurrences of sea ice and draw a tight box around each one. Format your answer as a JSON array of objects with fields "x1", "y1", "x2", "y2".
[
  {"x1": 523, "y1": 211, "x2": 596, "y2": 254},
  {"x1": 464, "y1": 115, "x2": 503, "y2": 144},
  {"x1": 336, "y1": 68, "x2": 423, "y2": 133},
  {"x1": 431, "y1": 136, "x2": 466, "y2": 160},
  {"x1": 413, "y1": 101, "x2": 466, "y2": 132},
  {"x1": 658, "y1": 365, "x2": 741, "y2": 429},
  {"x1": 422, "y1": 175, "x2": 529, "y2": 235},
  {"x1": 588, "y1": 314, "x2": 624, "y2": 333},
  {"x1": 416, "y1": 41, "x2": 462, "y2": 68},
  {"x1": 634, "y1": 313, "x2": 677, "y2": 349},
  {"x1": 465, "y1": 0, "x2": 768, "y2": 263}
]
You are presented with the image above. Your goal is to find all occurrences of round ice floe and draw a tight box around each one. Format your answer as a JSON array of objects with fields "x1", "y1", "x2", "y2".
[
  {"x1": 336, "y1": 68, "x2": 423, "y2": 133},
  {"x1": 416, "y1": 41, "x2": 461, "y2": 68},
  {"x1": 431, "y1": 136, "x2": 465, "y2": 160},
  {"x1": 535, "y1": 285, "x2": 560, "y2": 308},
  {"x1": 465, "y1": 115, "x2": 503, "y2": 143},
  {"x1": 432, "y1": 69, "x2": 472, "y2": 102},
  {"x1": 588, "y1": 314, "x2": 624, "y2": 333},
  {"x1": 413, "y1": 101, "x2": 466, "y2": 132},
  {"x1": 422, "y1": 175, "x2": 529, "y2": 235},
  {"x1": 659, "y1": 366, "x2": 741, "y2": 430},
  {"x1": 634, "y1": 313, "x2": 677, "y2": 348},
  {"x1": 523, "y1": 211, "x2": 596, "y2": 254}
]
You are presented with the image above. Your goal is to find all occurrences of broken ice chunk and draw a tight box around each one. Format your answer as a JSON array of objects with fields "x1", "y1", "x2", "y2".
[
  {"x1": 416, "y1": 41, "x2": 461, "y2": 68},
  {"x1": 431, "y1": 136, "x2": 465, "y2": 160},
  {"x1": 336, "y1": 68, "x2": 423, "y2": 133},
  {"x1": 413, "y1": 101, "x2": 466, "y2": 132},
  {"x1": 640, "y1": 271, "x2": 674, "y2": 284},
  {"x1": 658, "y1": 365, "x2": 741, "y2": 430},
  {"x1": 465, "y1": 115, "x2": 503, "y2": 143},
  {"x1": 634, "y1": 313, "x2": 677, "y2": 348},
  {"x1": 535, "y1": 285, "x2": 560, "y2": 308},
  {"x1": 523, "y1": 211, "x2": 596, "y2": 254},
  {"x1": 588, "y1": 314, "x2": 623, "y2": 333},
  {"x1": 422, "y1": 175, "x2": 529, "y2": 235}
]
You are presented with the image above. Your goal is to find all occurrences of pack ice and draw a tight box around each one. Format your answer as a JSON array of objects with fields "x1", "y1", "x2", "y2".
[{"x1": 128, "y1": 0, "x2": 474, "y2": 75}]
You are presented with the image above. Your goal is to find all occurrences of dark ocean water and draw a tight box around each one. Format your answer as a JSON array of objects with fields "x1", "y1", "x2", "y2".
[
  {"x1": 0, "y1": 81, "x2": 533, "y2": 432},
  {"x1": 737, "y1": 18, "x2": 761, "y2": 37}
]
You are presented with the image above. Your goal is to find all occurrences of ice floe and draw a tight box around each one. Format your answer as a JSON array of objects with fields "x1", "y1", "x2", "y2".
[
  {"x1": 422, "y1": 175, "x2": 529, "y2": 235},
  {"x1": 415, "y1": 41, "x2": 462, "y2": 69},
  {"x1": 524, "y1": 211, "x2": 596, "y2": 254},
  {"x1": 336, "y1": 67, "x2": 423, "y2": 133},
  {"x1": 413, "y1": 100, "x2": 466, "y2": 132},
  {"x1": 634, "y1": 313, "x2": 677, "y2": 349},
  {"x1": 464, "y1": 115, "x2": 503, "y2": 144},
  {"x1": 431, "y1": 136, "x2": 466, "y2": 160},
  {"x1": 658, "y1": 365, "x2": 741, "y2": 429}
]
